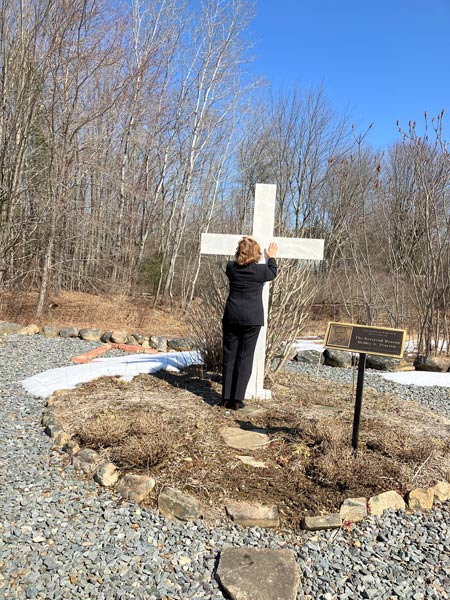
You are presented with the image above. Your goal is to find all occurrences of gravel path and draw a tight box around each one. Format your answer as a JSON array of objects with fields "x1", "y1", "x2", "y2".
[{"x1": 0, "y1": 335, "x2": 449, "y2": 600}]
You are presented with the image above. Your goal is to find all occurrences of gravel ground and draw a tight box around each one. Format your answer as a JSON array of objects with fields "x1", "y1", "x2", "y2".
[
  {"x1": 0, "y1": 335, "x2": 449, "y2": 600},
  {"x1": 283, "y1": 360, "x2": 450, "y2": 419}
]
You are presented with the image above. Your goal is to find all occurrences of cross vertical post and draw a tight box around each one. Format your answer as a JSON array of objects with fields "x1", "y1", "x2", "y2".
[{"x1": 200, "y1": 183, "x2": 324, "y2": 399}]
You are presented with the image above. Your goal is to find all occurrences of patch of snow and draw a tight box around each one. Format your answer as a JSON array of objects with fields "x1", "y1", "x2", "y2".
[
  {"x1": 22, "y1": 351, "x2": 202, "y2": 399},
  {"x1": 381, "y1": 370, "x2": 450, "y2": 387}
]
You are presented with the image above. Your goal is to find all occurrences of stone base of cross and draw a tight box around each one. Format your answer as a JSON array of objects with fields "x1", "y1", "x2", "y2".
[{"x1": 201, "y1": 183, "x2": 324, "y2": 400}]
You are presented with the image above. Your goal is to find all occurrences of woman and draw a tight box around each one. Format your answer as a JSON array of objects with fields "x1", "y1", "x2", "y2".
[{"x1": 222, "y1": 236, "x2": 278, "y2": 410}]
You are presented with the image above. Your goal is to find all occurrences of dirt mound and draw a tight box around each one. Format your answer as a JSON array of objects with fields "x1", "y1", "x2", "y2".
[{"x1": 50, "y1": 369, "x2": 450, "y2": 532}]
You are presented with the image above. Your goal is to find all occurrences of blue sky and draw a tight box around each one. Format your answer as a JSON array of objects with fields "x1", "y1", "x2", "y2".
[{"x1": 248, "y1": 0, "x2": 450, "y2": 149}]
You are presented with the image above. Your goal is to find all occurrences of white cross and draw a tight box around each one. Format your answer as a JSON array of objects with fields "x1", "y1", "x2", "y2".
[{"x1": 201, "y1": 183, "x2": 324, "y2": 399}]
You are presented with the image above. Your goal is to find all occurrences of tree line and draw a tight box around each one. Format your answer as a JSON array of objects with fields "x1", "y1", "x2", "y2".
[{"x1": 1, "y1": 0, "x2": 449, "y2": 356}]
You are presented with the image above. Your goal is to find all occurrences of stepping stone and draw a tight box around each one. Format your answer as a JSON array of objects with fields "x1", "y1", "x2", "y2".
[
  {"x1": 238, "y1": 405, "x2": 267, "y2": 418},
  {"x1": 237, "y1": 455, "x2": 268, "y2": 469},
  {"x1": 225, "y1": 501, "x2": 279, "y2": 527},
  {"x1": 216, "y1": 547, "x2": 300, "y2": 600},
  {"x1": 220, "y1": 426, "x2": 270, "y2": 450}
]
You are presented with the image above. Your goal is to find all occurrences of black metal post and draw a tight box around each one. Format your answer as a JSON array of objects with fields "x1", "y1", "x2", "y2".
[{"x1": 352, "y1": 353, "x2": 366, "y2": 452}]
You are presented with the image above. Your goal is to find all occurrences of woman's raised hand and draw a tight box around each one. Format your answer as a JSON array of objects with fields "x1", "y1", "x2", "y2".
[{"x1": 265, "y1": 242, "x2": 278, "y2": 258}]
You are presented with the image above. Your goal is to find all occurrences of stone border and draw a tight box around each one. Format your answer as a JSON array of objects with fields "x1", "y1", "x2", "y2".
[
  {"x1": 41, "y1": 396, "x2": 450, "y2": 530},
  {"x1": 0, "y1": 320, "x2": 195, "y2": 353},
  {"x1": 4, "y1": 320, "x2": 449, "y2": 528}
]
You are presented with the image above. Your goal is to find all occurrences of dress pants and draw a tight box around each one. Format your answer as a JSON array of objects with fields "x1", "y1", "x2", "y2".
[{"x1": 222, "y1": 323, "x2": 261, "y2": 402}]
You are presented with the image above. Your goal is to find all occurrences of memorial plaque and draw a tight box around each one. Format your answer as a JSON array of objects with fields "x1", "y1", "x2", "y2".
[{"x1": 325, "y1": 322, "x2": 406, "y2": 359}]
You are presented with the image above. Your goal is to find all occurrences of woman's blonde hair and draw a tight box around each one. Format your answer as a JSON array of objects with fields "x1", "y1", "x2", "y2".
[{"x1": 235, "y1": 236, "x2": 262, "y2": 266}]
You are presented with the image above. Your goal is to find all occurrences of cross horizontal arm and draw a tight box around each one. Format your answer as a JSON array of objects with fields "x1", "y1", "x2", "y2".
[
  {"x1": 201, "y1": 233, "x2": 324, "y2": 261},
  {"x1": 273, "y1": 237, "x2": 324, "y2": 260},
  {"x1": 200, "y1": 233, "x2": 242, "y2": 256}
]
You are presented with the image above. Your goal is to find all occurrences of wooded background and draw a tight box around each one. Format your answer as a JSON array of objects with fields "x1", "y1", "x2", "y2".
[{"x1": 1, "y1": 0, "x2": 450, "y2": 356}]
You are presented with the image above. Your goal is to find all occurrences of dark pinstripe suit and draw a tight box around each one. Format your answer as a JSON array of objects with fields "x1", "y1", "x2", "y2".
[{"x1": 222, "y1": 258, "x2": 277, "y2": 402}]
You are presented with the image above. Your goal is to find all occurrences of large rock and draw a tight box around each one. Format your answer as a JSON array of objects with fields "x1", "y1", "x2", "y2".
[
  {"x1": 0, "y1": 321, "x2": 22, "y2": 335},
  {"x1": 158, "y1": 486, "x2": 202, "y2": 521},
  {"x1": 225, "y1": 501, "x2": 279, "y2": 528},
  {"x1": 52, "y1": 431, "x2": 70, "y2": 446},
  {"x1": 59, "y1": 326, "x2": 79, "y2": 338},
  {"x1": 294, "y1": 349, "x2": 324, "y2": 365},
  {"x1": 216, "y1": 547, "x2": 300, "y2": 600},
  {"x1": 150, "y1": 336, "x2": 168, "y2": 352},
  {"x1": 368, "y1": 490, "x2": 406, "y2": 516},
  {"x1": 100, "y1": 331, "x2": 113, "y2": 343},
  {"x1": 407, "y1": 487, "x2": 434, "y2": 511},
  {"x1": 93, "y1": 462, "x2": 120, "y2": 487},
  {"x1": 365, "y1": 355, "x2": 402, "y2": 371},
  {"x1": 130, "y1": 332, "x2": 145, "y2": 345},
  {"x1": 79, "y1": 328, "x2": 102, "y2": 342},
  {"x1": 116, "y1": 474, "x2": 155, "y2": 503},
  {"x1": 18, "y1": 324, "x2": 40, "y2": 335},
  {"x1": 323, "y1": 348, "x2": 353, "y2": 368},
  {"x1": 110, "y1": 330, "x2": 128, "y2": 344},
  {"x1": 273, "y1": 342, "x2": 298, "y2": 361},
  {"x1": 41, "y1": 325, "x2": 60, "y2": 338},
  {"x1": 220, "y1": 427, "x2": 270, "y2": 451},
  {"x1": 414, "y1": 355, "x2": 450, "y2": 372},
  {"x1": 432, "y1": 480, "x2": 450, "y2": 502},
  {"x1": 73, "y1": 448, "x2": 101, "y2": 475},
  {"x1": 167, "y1": 337, "x2": 195, "y2": 351},
  {"x1": 340, "y1": 497, "x2": 367, "y2": 522}
]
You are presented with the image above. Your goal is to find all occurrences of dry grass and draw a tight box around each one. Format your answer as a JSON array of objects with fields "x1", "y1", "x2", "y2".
[
  {"x1": 50, "y1": 369, "x2": 450, "y2": 531},
  {"x1": 0, "y1": 290, "x2": 189, "y2": 336}
]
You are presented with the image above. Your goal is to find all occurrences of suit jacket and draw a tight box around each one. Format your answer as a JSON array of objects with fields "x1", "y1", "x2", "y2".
[{"x1": 222, "y1": 258, "x2": 277, "y2": 326}]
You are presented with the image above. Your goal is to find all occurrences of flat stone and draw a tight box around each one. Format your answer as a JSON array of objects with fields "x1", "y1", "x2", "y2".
[
  {"x1": 340, "y1": 497, "x2": 367, "y2": 522},
  {"x1": 220, "y1": 427, "x2": 270, "y2": 450},
  {"x1": 238, "y1": 405, "x2": 268, "y2": 418},
  {"x1": 73, "y1": 448, "x2": 101, "y2": 475},
  {"x1": 79, "y1": 328, "x2": 102, "y2": 341},
  {"x1": 237, "y1": 456, "x2": 268, "y2": 469},
  {"x1": 301, "y1": 513, "x2": 342, "y2": 531},
  {"x1": 158, "y1": 486, "x2": 202, "y2": 521},
  {"x1": 110, "y1": 330, "x2": 128, "y2": 344},
  {"x1": 41, "y1": 325, "x2": 60, "y2": 337},
  {"x1": 407, "y1": 487, "x2": 434, "y2": 511},
  {"x1": 18, "y1": 324, "x2": 40, "y2": 335},
  {"x1": 368, "y1": 490, "x2": 406, "y2": 516},
  {"x1": 116, "y1": 474, "x2": 155, "y2": 503},
  {"x1": 216, "y1": 547, "x2": 300, "y2": 600},
  {"x1": 59, "y1": 326, "x2": 79, "y2": 338},
  {"x1": 432, "y1": 480, "x2": 450, "y2": 502},
  {"x1": 93, "y1": 462, "x2": 120, "y2": 487},
  {"x1": 225, "y1": 501, "x2": 279, "y2": 528}
]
